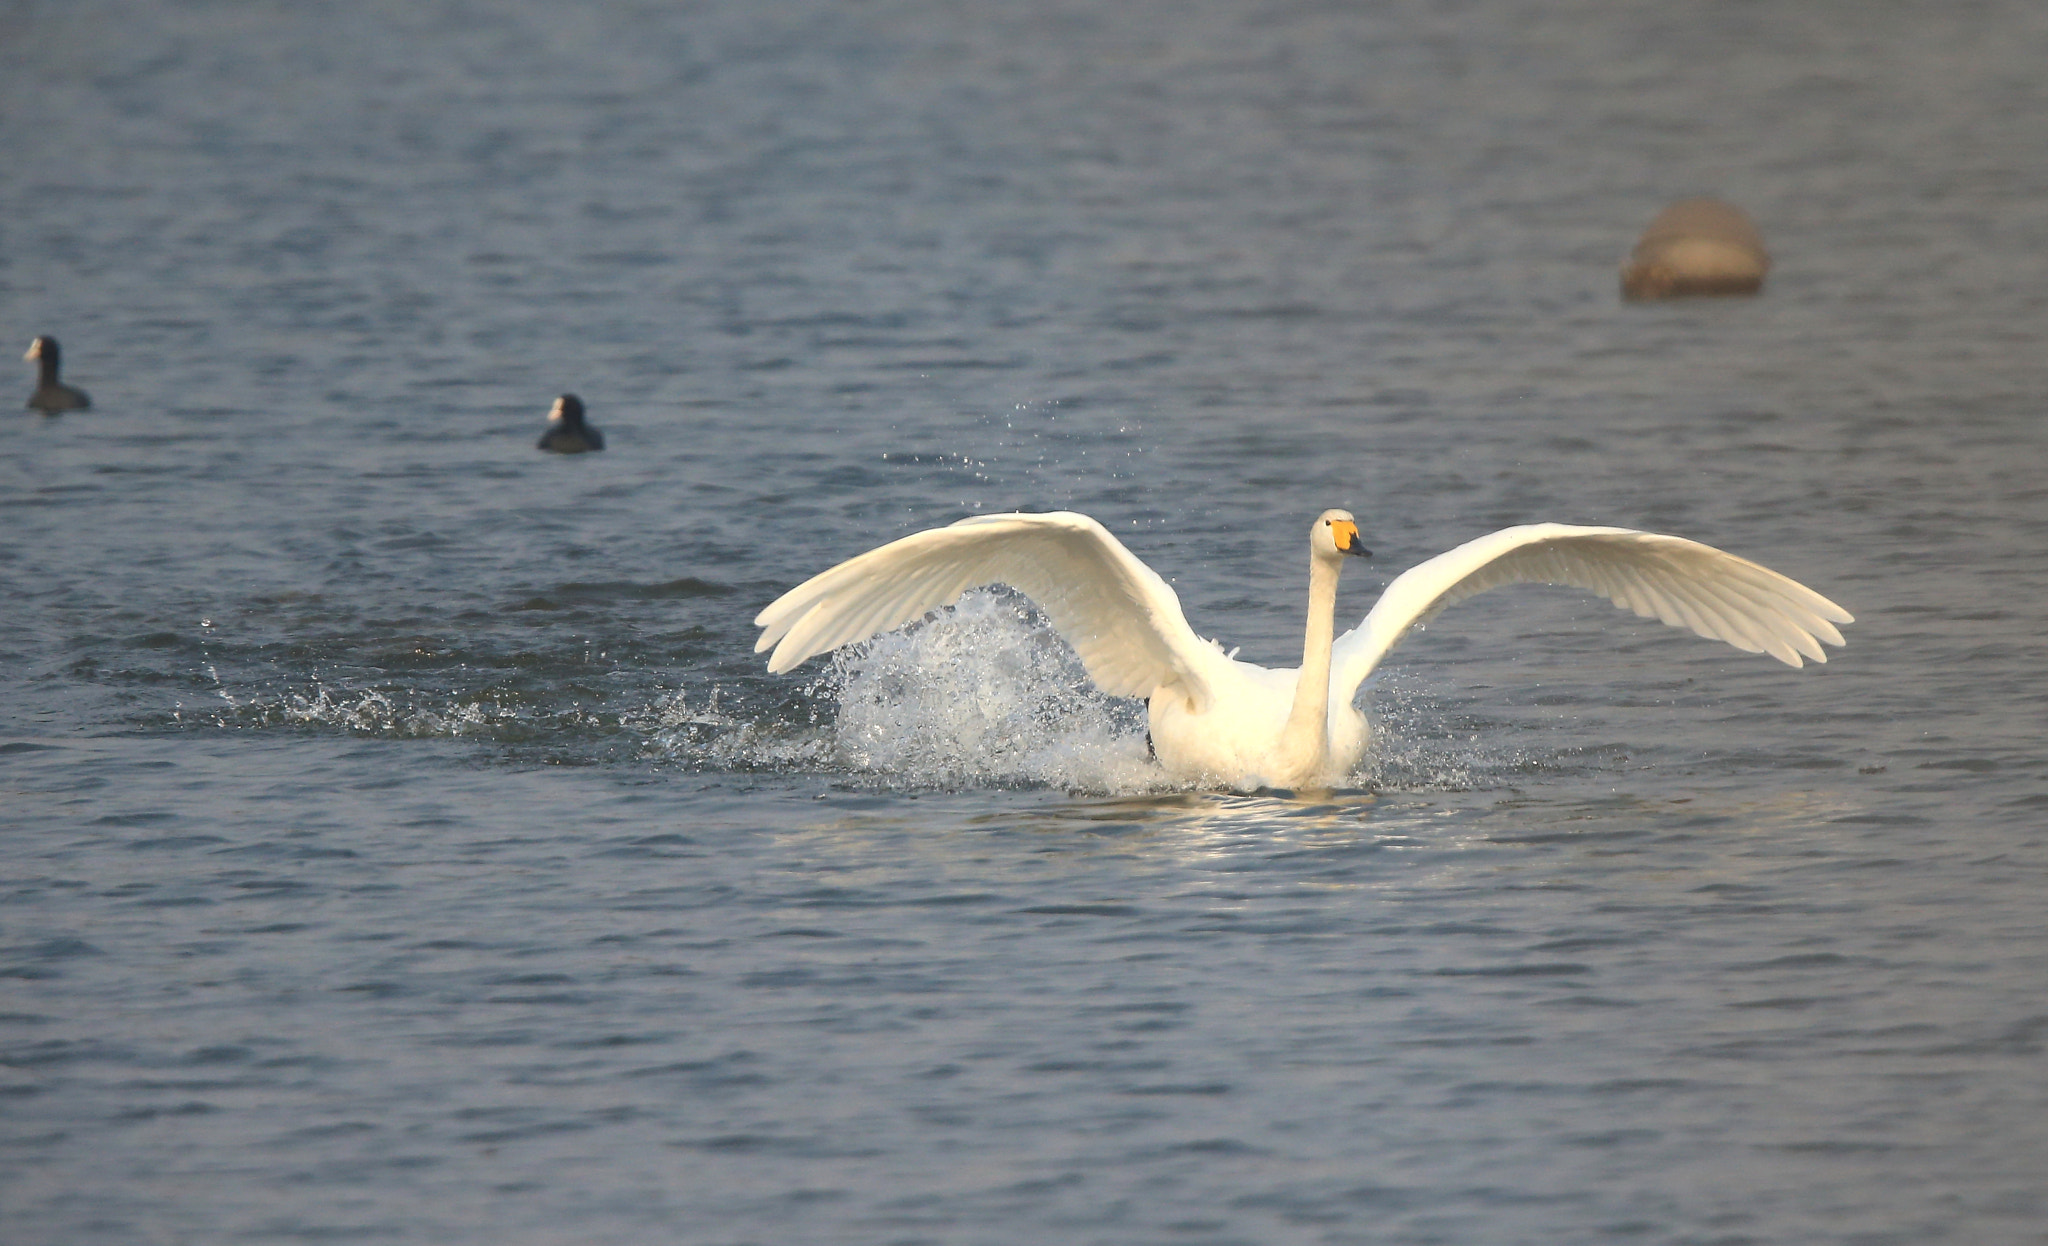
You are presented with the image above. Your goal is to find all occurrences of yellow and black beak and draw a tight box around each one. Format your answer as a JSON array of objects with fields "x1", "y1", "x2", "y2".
[{"x1": 1333, "y1": 519, "x2": 1371, "y2": 558}]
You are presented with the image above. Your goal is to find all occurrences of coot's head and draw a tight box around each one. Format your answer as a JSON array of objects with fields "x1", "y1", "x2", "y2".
[{"x1": 549, "y1": 394, "x2": 585, "y2": 426}]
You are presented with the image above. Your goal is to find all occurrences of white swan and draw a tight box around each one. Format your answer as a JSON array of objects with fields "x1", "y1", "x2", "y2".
[{"x1": 755, "y1": 510, "x2": 1852, "y2": 790}]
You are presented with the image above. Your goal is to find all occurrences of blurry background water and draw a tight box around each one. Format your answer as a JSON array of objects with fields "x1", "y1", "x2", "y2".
[{"x1": 5, "y1": 1, "x2": 2047, "y2": 1242}]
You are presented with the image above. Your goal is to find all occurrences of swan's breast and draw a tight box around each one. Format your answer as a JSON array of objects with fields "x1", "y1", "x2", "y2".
[{"x1": 1145, "y1": 660, "x2": 1298, "y2": 786}]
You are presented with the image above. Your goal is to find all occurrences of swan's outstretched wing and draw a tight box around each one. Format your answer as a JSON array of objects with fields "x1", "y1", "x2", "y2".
[
  {"x1": 1331, "y1": 524, "x2": 1852, "y2": 697},
  {"x1": 755, "y1": 511, "x2": 1218, "y2": 708}
]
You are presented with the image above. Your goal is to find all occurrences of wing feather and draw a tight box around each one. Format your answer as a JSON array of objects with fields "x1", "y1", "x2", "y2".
[
  {"x1": 1688, "y1": 572, "x2": 1800, "y2": 660},
  {"x1": 1692, "y1": 580, "x2": 1778, "y2": 657},
  {"x1": 755, "y1": 512, "x2": 1217, "y2": 708},
  {"x1": 1331, "y1": 523, "x2": 1852, "y2": 699}
]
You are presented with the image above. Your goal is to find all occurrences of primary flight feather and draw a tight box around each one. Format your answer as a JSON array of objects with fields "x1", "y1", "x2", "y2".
[{"x1": 756, "y1": 510, "x2": 1851, "y2": 790}]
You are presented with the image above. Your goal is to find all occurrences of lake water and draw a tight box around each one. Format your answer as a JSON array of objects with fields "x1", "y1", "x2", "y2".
[{"x1": 5, "y1": 1, "x2": 2048, "y2": 1242}]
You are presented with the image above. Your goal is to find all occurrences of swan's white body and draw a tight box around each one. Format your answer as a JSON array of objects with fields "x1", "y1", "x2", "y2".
[{"x1": 755, "y1": 510, "x2": 1852, "y2": 790}]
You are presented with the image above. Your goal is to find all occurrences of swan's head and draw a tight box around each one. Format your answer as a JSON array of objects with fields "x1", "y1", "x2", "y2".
[
  {"x1": 25, "y1": 336, "x2": 59, "y2": 365},
  {"x1": 1311, "y1": 509, "x2": 1371, "y2": 561},
  {"x1": 548, "y1": 393, "x2": 585, "y2": 425}
]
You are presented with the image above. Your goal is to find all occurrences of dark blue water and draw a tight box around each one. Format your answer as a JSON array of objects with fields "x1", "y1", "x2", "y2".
[{"x1": 6, "y1": 2, "x2": 2048, "y2": 1242}]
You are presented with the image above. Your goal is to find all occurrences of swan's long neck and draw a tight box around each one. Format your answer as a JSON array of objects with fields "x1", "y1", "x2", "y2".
[{"x1": 1279, "y1": 551, "x2": 1343, "y2": 774}]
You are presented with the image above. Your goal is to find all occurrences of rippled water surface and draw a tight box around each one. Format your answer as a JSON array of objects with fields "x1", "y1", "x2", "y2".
[{"x1": 6, "y1": 2, "x2": 2048, "y2": 1243}]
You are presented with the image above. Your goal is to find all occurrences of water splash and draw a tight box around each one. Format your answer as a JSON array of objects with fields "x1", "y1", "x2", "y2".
[
  {"x1": 165, "y1": 597, "x2": 1500, "y2": 793},
  {"x1": 174, "y1": 680, "x2": 602, "y2": 742},
  {"x1": 815, "y1": 590, "x2": 1163, "y2": 792},
  {"x1": 274, "y1": 685, "x2": 536, "y2": 738},
  {"x1": 638, "y1": 591, "x2": 1491, "y2": 795},
  {"x1": 1354, "y1": 673, "x2": 1487, "y2": 792},
  {"x1": 635, "y1": 591, "x2": 1162, "y2": 792},
  {"x1": 628, "y1": 684, "x2": 838, "y2": 774}
]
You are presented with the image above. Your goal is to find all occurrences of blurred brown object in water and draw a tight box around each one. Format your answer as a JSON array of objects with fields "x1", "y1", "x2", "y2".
[{"x1": 1620, "y1": 198, "x2": 1769, "y2": 300}]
